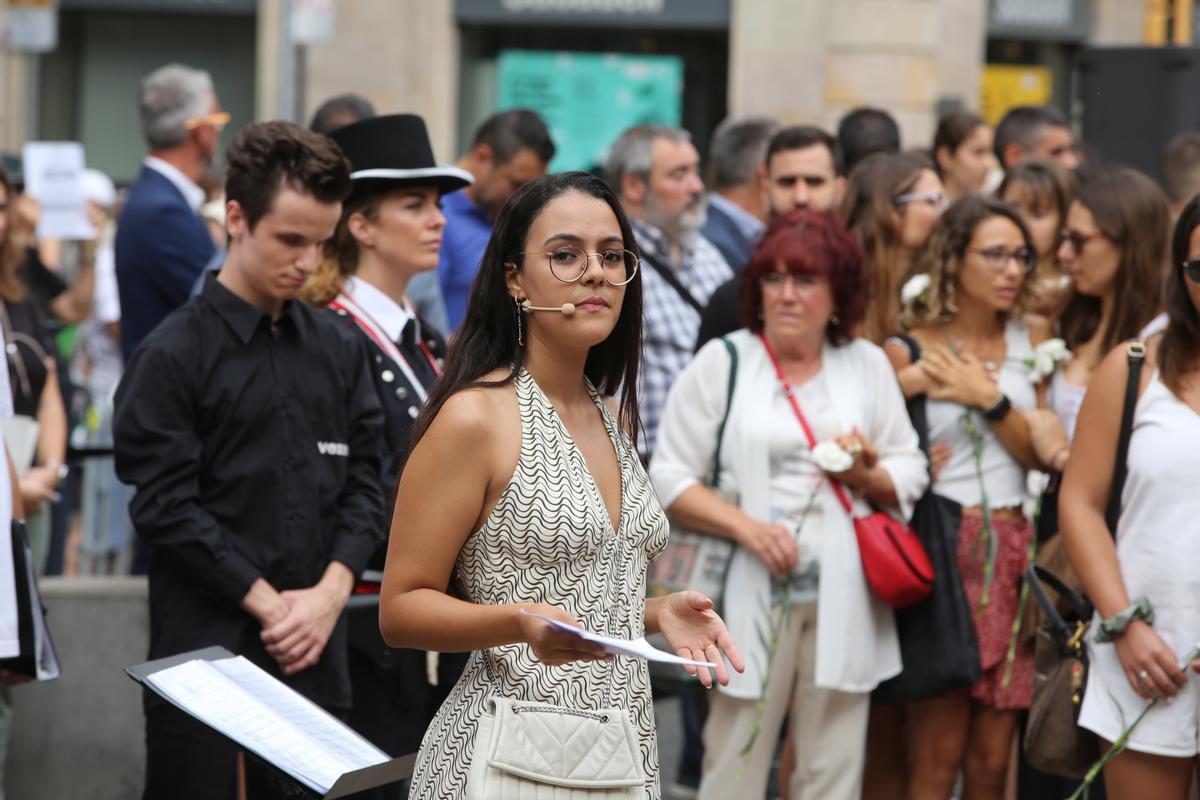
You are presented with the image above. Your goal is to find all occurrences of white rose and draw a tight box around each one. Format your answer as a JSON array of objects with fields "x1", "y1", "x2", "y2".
[
  {"x1": 900, "y1": 273, "x2": 931, "y2": 305},
  {"x1": 812, "y1": 441, "x2": 854, "y2": 473},
  {"x1": 1025, "y1": 338, "x2": 1073, "y2": 381}
]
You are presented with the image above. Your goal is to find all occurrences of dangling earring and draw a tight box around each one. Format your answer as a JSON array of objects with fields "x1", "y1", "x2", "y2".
[
  {"x1": 830, "y1": 309, "x2": 840, "y2": 326},
  {"x1": 515, "y1": 298, "x2": 525, "y2": 347}
]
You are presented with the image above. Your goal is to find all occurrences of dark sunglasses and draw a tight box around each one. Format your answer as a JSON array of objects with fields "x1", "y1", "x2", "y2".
[{"x1": 1183, "y1": 259, "x2": 1200, "y2": 283}]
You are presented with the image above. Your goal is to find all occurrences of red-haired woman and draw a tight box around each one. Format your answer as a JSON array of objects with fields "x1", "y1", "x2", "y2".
[{"x1": 651, "y1": 210, "x2": 928, "y2": 798}]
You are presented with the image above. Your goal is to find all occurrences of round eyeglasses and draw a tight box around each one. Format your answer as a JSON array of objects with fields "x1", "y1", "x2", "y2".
[{"x1": 519, "y1": 245, "x2": 640, "y2": 286}]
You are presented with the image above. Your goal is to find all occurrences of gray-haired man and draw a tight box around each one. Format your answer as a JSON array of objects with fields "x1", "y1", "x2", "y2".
[
  {"x1": 607, "y1": 125, "x2": 732, "y2": 460},
  {"x1": 115, "y1": 62, "x2": 224, "y2": 363}
]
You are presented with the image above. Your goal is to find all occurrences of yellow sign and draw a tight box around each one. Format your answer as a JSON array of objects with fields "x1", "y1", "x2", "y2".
[{"x1": 980, "y1": 65, "x2": 1053, "y2": 125}]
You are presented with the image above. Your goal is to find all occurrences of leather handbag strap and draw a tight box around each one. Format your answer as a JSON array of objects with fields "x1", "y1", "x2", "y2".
[
  {"x1": 758, "y1": 332, "x2": 856, "y2": 515},
  {"x1": 1024, "y1": 563, "x2": 1092, "y2": 645},
  {"x1": 1105, "y1": 341, "x2": 1145, "y2": 536},
  {"x1": 709, "y1": 338, "x2": 739, "y2": 487},
  {"x1": 641, "y1": 250, "x2": 705, "y2": 314}
]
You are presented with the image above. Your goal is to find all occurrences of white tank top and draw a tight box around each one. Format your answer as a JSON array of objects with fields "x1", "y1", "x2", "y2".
[
  {"x1": 925, "y1": 319, "x2": 1037, "y2": 508},
  {"x1": 1115, "y1": 373, "x2": 1200, "y2": 593}
]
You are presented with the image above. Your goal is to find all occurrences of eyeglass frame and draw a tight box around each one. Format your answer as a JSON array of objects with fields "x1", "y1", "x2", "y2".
[
  {"x1": 894, "y1": 190, "x2": 951, "y2": 211},
  {"x1": 185, "y1": 110, "x2": 231, "y2": 132},
  {"x1": 1060, "y1": 227, "x2": 1106, "y2": 254},
  {"x1": 965, "y1": 245, "x2": 1038, "y2": 276},
  {"x1": 516, "y1": 245, "x2": 640, "y2": 286}
]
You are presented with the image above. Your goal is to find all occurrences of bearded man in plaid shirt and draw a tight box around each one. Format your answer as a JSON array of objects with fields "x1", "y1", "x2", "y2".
[{"x1": 607, "y1": 125, "x2": 733, "y2": 461}]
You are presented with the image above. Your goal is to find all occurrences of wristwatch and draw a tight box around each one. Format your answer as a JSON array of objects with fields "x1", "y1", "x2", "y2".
[{"x1": 982, "y1": 393, "x2": 1012, "y2": 422}]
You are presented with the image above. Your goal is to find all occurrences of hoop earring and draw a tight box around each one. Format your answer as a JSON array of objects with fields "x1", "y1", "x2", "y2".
[{"x1": 515, "y1": 298, "x2": 525, "y2": 347}]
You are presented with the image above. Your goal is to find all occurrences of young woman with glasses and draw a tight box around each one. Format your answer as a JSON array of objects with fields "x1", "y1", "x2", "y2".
[
  {"x1": 887, "y1": 195, "x2": 1059, "y2": 800},
  {"x1": 379, "y1": 171, "x2": 742, "y2": 800},
  {"x1": 840, "y1": 152, "x2": 947, "y2": 344},
  {"x1": 1059, "y1": 195, "x2": 1200, "y2": 800}
]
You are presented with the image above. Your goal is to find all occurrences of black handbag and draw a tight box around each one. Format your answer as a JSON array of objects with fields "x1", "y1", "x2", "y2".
[
  {"x1": 873, "y1": 335, "x2": 980, "y2": 704},
  {"x1": 1022, "y1": 341, "x2": 1145, "y2": 779}
]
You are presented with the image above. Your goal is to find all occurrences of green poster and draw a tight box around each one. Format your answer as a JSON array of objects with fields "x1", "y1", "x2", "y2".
[{"x1": 497, "y1": 50, "x2": 684, "y2": 174}]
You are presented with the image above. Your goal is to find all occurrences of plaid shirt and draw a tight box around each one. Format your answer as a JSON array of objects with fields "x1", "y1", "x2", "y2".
[{"x1": 633, "y1": 218, "x2": 733, "y2": 457}]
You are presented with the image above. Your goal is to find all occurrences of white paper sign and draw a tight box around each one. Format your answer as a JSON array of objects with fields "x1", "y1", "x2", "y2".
[
  {"x1": 291, "y1": 0, "x2": 335, "y2": 45},
  {"x1": 21, "y1": 141, "x2": 96, "y2": 241},
  {"x1": 3, "y1": 4, "x2": 57, "y2": 53}
]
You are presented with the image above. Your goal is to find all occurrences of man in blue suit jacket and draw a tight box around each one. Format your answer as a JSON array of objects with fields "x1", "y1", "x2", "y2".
[
  {"x1": 699, "y1": 117, "x2": 777, "y2": 272},
  {"x1": 116, "y1": 63, "x2": 224, "y2": 363}
]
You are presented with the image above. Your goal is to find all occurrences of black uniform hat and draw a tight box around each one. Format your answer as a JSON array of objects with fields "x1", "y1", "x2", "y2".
[{"x1": 329, "y1": 113, "x2": 473, "y2": 196}]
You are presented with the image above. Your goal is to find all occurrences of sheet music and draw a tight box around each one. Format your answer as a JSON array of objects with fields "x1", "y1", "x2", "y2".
[
  {"x1": 146, "y1": 657, "x2": 388, "y2": 794},
  {"x1": 518, "y1": 610, "x2": 717, "y2": 668}
]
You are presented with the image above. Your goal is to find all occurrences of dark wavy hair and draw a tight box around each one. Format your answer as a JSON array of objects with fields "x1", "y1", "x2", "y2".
[
  {"x1": 411, "y1": 171, "x2": 643, "y2": 448},
  {"x1": 740, "y1": 209, "x2": 867, "y2": 345},
  {"x1": 1159, "y1": 196, "x2": 1200, "y2": 393},
  {"x1": 904, "y1": 195, "x2": 1034, "y2": 327},
  {"x1": 1058, "y1": 167, "x2": 1167, "y2": 354}
]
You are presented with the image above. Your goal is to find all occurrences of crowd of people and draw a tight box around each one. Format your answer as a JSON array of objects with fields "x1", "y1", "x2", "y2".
[{"x1": 5, "y1": 57, "x2": 1200, "y2": 800}]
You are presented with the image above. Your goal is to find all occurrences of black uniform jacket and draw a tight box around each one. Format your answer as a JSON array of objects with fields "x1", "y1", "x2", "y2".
[{"x1": 114, "y1": 276, "x2": 386, "y2": 710}]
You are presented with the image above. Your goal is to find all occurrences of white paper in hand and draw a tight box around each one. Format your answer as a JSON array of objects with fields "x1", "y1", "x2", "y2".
[{"x1": 519, "y1": 610, "x2": 717, "y2": 668}]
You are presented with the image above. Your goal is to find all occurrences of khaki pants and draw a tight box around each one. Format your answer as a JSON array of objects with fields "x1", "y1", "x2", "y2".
[{"x1": 697, "y1": 602, "x2": 870, "y2": 800}]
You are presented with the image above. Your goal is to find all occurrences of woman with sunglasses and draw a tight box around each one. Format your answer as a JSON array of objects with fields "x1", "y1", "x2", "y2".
[
  {"x1": 652, "y1": 210, "x2": 927, "y2": 799},
  {"x1": 1059, "y1": 195, "x2": 1200, "y2": 800},
  {"x1": 888, "y1": 195, "x2": 1058, "y2": 800},
  {"x1": 840, "y1": 152, "x2": 947, "y2": 344},
  {"x1": 379, "y1": 172, "x2": 742, "y2": 799},
  {"x1": 1046, "y1": 168, "x2": 1169, "y2": 448}
]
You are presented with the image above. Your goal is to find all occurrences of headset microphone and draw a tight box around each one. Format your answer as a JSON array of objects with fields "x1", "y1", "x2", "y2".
[{"x1": 521, "y1": 300, "x2": 577, "y2": 316}]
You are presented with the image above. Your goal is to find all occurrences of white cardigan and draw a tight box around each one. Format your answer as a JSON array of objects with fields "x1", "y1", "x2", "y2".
[{"x1": 650, "y1": 330, "x2": 929, "y2": 697}]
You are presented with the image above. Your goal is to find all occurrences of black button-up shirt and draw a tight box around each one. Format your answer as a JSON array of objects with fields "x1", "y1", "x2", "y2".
[{"x1": 114, "y1": 276, "x2": 385, "y2": 709}]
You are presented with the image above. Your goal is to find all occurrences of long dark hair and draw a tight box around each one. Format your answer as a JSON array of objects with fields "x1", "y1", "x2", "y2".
[
  {"x1": 411, "y1": 171, "x2": 644, "y2": 449},
  {"x1": 1160, "y1": 195, "x2": 1200, "y2": 393},
  {"x1": 1058, "y1": 167, "x2": 1167, "y2": 354}
]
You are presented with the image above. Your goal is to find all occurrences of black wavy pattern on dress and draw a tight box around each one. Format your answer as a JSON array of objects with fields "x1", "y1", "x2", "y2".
[{"x1": 408, "y1": 369, "x2": 670, "y2": 799}]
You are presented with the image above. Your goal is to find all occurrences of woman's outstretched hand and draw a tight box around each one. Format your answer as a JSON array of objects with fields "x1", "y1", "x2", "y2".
[{"x1": 656, "y1": 591, "x2": 745, "y2": 688}]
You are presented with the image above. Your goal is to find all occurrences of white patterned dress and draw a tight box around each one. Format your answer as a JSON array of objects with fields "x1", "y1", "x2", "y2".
[{"x1": 408, "y1": 368, "x2": 670, "y2": 798}]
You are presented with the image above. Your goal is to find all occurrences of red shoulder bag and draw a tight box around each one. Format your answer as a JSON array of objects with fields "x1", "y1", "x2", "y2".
[{"x1": 760, "y1": 333, "x2": 933, "y2": 608}]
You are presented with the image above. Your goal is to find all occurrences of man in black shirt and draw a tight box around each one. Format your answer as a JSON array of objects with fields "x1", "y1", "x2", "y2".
[{"x1": 114, "y1": 121, "x2": 385, "y2": 799}]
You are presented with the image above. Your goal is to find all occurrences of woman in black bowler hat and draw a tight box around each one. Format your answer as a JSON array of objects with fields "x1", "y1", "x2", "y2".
[{"x1": 303, "y1": 113, "x2": 473, "y2": 780}]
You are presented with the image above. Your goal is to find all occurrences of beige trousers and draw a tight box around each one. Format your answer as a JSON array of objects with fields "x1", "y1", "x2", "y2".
[{"x1": 697, "y1": 602, "x2": 870, "y2": 800}]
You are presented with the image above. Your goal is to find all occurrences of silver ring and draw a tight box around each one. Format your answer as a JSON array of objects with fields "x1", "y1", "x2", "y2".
[
  {"x1": 846, "y1": 442, "x2": 863, "y2": 455},
  {"x1": 1138, "y1": 670, "x2": 1150, "y2": 680}
]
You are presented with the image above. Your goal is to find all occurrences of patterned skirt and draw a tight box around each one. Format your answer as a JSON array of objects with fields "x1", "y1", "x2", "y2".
[{"x1": 956, "y1": 510, "x2": 1035, "y2": 710}]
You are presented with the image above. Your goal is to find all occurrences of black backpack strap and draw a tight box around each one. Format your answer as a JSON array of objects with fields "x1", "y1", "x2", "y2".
[
  {"x1": 887, "y1": 335, "x2": 931, "y2": 458},
  {"x1": 1104, "y1": 341, "x2": 1146, "y2": 536},
  {"x1": 641, "y1": 250, "x2": 704, "y2": 314}
]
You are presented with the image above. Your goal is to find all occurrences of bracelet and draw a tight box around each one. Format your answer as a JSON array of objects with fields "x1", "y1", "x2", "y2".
[
  {"x1": 982, "y1": 393, "x2": 1012, "y2": 422},
  {"x1": 1095, "y1": 596, "x2": 1155, "y2": 643}
]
